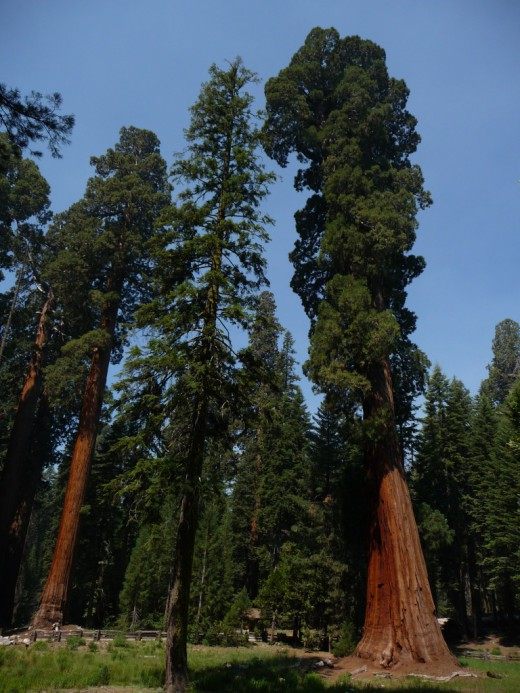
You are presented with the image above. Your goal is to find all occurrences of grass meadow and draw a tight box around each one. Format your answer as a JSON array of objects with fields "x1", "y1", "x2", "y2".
[{"x1": 0, "y1": 640, "x2": 519, "y2": 692}]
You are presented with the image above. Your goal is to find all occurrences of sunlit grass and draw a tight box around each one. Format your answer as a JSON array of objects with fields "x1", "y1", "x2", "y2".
[{"x1": 0, "y1": 641, "x2": 518, "y2": 691}]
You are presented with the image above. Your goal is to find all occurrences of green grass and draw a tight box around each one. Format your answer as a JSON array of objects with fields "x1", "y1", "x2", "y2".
[{"x1": 0, "y1": 642, "x2": 518, "y2": 692}]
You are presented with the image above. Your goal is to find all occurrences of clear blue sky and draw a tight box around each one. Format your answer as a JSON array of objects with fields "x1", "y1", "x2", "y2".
[{"x1": 2, "y1": 1, "x2": 519, "y2": 412}]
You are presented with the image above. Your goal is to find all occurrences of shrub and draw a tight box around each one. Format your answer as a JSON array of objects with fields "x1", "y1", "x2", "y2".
[
  {"x1": 66, "y1": 635, "x2": 85, "y2": 651},
  {"x1": 331, "y1": 621, "x2": 357, "y2": 657},
  {"x1": 302, "y1": 628, "x2": 321, "y2": 651},
  {"x1": 202, "y1": 623, "x2": 249, "y2": 647},
  {"x1": 88, "y1": 641, "x2": 98, "y2": 652},
  {"x1": 32, "y1": 640, "x2": 49, "y2": 651},
  {"x1": 112, "y1": 633, "x2": 129, "y2": 648}
]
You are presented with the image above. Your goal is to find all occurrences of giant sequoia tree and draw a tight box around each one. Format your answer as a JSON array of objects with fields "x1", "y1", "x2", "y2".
[
  {"x1": 264, "y1": 28, "x2": 454, "y2": 669},
  {"x1": 0, "y1": 134, "x2": 54, "y2": 629},
  {"x1": 32, "y1": 127, "x2": 170, "y2": 628}
]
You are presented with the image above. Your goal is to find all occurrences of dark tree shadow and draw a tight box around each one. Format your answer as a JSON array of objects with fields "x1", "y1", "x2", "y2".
[{"x1": 190, "y1": 654, "x2": 459, "y2": 691}]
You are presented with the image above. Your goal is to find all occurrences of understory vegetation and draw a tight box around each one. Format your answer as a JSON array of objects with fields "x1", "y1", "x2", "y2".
[{"x1": 0, "y1": 642, "x2": 519, "y2": 692}]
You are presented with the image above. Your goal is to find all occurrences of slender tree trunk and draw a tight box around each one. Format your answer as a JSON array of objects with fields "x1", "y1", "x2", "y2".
[
  {"x1": 32, "y1": 282, "x2": 122, "y2": 628},
  {"x1": 354, "y1": 357, "x2": 456, "y2": 668},
  {"x1": 247, "y1": 448, "x2": 262, "y2": 599},
  {"x1": 165, "y1": 399, "x2": 207, "y2": 693},
  {"x1": 165, "y1": 97, "x2": 234, "y2": 690},
  {"x1": 194, "y1": 525, "x2": 209, "y2": 637},
  {"x1": 0, "y1": 289, "x2": 53, "y2": 630}
]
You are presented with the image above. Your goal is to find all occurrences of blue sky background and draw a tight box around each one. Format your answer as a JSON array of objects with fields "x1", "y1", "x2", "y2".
[{"x1": 2, "y1": 1, "x2": 519, "y2": 413}]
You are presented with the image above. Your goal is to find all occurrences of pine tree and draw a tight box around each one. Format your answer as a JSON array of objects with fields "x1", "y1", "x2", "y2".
[
  {"x1": 264, "y1": 27, "x2": 453, "y2": 668},
  {"x1": 32, "y1": 127, "x2": 170, "y2": 627}
]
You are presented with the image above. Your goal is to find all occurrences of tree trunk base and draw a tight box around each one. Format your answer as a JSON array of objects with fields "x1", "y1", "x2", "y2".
[
  {"x1": 341, "y1": 651, "x2": 460, "y2": 679},
  {"x1": 31, "y1": 601, "x2": 63, "y2": 629},
  {"x1": 165, "y1": 671, "x2": 188, "y2": 693}
]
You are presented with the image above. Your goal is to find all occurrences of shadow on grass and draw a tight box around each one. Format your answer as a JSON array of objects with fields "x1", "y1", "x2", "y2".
[{"x1": 190, "y1": 655, "x2": 459, "y2": 692}]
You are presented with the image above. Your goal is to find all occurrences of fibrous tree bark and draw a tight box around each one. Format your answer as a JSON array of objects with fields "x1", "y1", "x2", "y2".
[
  {"x1": 0, "y1": 289, "x2": 53, "y2": 630},
  {"x1": 32, "y1": 284, "x2": 120, "y2": 628},
  {"x1": 355, "y1": 357, "x2": 455, "y2": 667},
  {"x1": 263, "y1": 27, "x2": 455, "y2": 671},
  {"x1": 31, "y1": 126, "x2": 169, "y2": 628}
]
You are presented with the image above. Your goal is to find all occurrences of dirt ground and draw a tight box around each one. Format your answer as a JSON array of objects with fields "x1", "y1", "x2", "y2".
[{"x1": 316, "y1": 632, "x2": 520, "y2": 684}]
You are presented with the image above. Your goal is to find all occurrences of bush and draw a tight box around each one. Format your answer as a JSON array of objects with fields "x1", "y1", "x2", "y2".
[
  {"x1": 88, "y1": 641, "x2": 98, "y2": 652},
  {"x1": 66, "y1": 635, "x2": 85, "y2": 651},
  {"x1": 302, "y1": 628, "x2": 321, "y2": 651},
  {"x1": 32, "y1": 640, "x2": 49, "y2": 651},
  {"x1": 331, "y1": 621, "x2": 356, "y2": 657},
  {"x1": 112, "y1": 633, "x2": 129, "y2": 648},
  {"x1": 202, "y1": 623, "x2": 249, "y2": 647}
]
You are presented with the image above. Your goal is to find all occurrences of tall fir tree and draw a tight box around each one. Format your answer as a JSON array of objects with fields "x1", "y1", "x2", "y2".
[{"x1": 126, "y1": 60, "x2": 274, "y2": 690}]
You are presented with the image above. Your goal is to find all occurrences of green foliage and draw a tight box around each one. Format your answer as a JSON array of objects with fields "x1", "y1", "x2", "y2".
[
  {"x1": 478, "y1": 380, "x2": 520, "y2": 606},
  {"x1": 66, "y1": 635, "x2": 86, "y2": 650},
  {"x1": 0, "y1": 83, "x2": 74, "y2": 157},
  {"x1": 331, "y1": 620, "x2": 357, "y2": 657},
  {"x1": 118, "y1": 516, "x2": 174, "y2": 629},
  {"x1": 112, "y1": 633, "x2": 128, "y2": 648},
  {"x1": 264, "y1": 27, "x2": 430, "y2": 408},
  {"x1": 411, "y1": 367, "x2": 474, "y2": 621},
  {"x1": 222, "y1": 588, "x2": 251, "y2": 629},
  {"x1": 482, "y1": 319, "x2": 520, "y2": 405}
]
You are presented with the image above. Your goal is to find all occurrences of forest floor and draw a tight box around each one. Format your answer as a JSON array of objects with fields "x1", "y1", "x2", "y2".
[{"x1": 0, "y1": 635, "x2": 519, "y2": 691}]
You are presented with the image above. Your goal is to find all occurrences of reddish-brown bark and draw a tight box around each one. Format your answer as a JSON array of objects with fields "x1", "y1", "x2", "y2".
[
  {"x1": 0, "y1": 290, "x2": 53, "y2": 630},
  {"x1": 32, "y1": 286, "x2": 121, "y2": 628},
  {"x1": 354, "y1": 357, "x2": 456, "y2": 669}
]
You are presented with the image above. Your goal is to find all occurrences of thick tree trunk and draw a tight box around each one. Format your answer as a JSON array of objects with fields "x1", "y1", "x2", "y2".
[
  {"x1": 0, "y1": 290, "x2": 53, "y2": 630},
  {"x1": 165, "y1": 400, "x2": 207, "y2": 693},
  {"x1": 355, "y1": 357, "x2": 455, "y2": 669},
  {"x1": 32, "y1": 287, "x2": 121, "y2": 628}
]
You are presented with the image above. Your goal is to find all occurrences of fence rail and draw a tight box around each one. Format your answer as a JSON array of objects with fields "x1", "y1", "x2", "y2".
[{"x1": 4, "y1": 628, "x2": 167, "y2": 642}]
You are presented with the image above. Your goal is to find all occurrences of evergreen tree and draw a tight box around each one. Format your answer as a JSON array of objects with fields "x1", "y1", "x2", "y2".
[
  {"x1": 231, "y1": 293, "x2": 312, "y2": 604},
  {"x1": 32, "y1": 126, "x2": 170, "y2": 627},
  {"x1": 482, "y1": 319, "x2": 520, "y2": 406},
  {"x1": 0, "y1": 134, "x2": 55, "y2": 629},
  {"x1": 412, "y1": 370, "x2": 474, "y2": 630},
  {"x1": 0, "y1": 83, "x2": 74, "y2": 158},
  {"x1": 264, "y1": 27, "x2": 453, "y2": 668},
  {"x1": 477, "y1": 380, "x2": 520, "y2": 617},
  {"x1": 126, "y1": 60, "x2": 273, "y2": 691}
]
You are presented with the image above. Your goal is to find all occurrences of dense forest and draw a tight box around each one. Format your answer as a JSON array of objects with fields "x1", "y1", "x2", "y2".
[{"x1": 1, "y1": 26, "x2": 518, "y2": 692}]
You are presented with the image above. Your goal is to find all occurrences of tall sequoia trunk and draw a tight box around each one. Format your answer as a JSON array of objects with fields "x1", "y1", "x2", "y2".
[
  {"x1": 354, "y1": 356, "x2": 455, "y2": 668},
  {"x1": 32, "y1": 278, "x2": 122, "y2": 628},
  {"x1": 0, "y1": 289, "x2": 53, "y2": 630}
]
